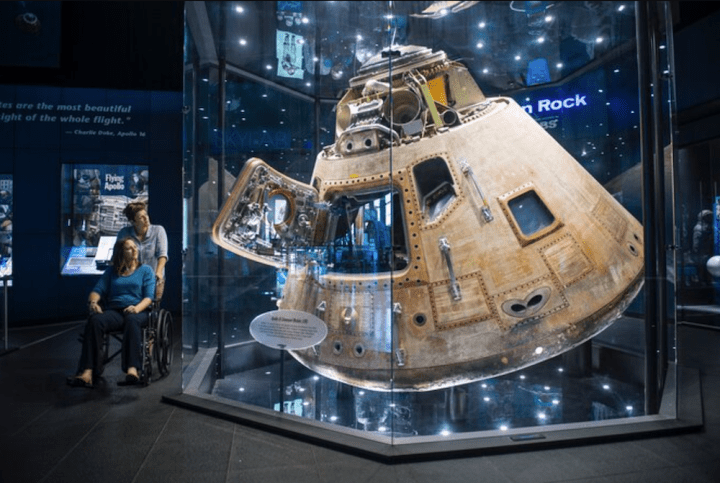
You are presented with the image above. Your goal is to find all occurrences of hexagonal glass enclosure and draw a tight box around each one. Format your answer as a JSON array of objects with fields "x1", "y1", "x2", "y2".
[{"x1": 173, "y1": 1, "x2": 696, "y2": 459}]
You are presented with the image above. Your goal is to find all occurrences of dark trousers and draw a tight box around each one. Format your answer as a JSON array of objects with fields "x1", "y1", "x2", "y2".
[{"x1": 78, "y1": 309, "x2": 149, "y2": 375}]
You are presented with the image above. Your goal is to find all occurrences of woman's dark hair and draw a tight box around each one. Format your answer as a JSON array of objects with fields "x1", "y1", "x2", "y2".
[
  {"x1": 111, "y1": 237, "x2": 138, "y2": 274},
  {"x1": 123, "y1": 201, "x2": 147, "y2": 222}
]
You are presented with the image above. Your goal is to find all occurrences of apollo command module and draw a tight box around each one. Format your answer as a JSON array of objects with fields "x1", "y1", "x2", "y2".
[{"x1": 212, "y1": 45, "x2": 644, "y2": 391}]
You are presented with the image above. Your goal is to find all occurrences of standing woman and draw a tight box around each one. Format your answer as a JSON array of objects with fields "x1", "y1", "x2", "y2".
[
  {"x1": 67, "y1": 237, "x2": 155, "y2": 387},
  {"x1": 117, "y1": 201, "x2": 168, "y2": 301}
]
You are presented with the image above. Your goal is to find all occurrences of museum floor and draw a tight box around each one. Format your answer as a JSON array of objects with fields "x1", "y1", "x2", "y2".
[{"x1": 1, "y1": 316, "x2": 719, "y2": 483}]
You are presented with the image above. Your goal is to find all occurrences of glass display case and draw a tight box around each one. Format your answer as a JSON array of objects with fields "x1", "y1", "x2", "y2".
[{"x1": 174, "y1": 1, "x2": 699, "y2": 457}]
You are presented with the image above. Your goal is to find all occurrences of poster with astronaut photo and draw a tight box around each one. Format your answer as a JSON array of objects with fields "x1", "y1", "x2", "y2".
[
  {"x1": 0, "y1": 175, "x2": 12, "y2": 278},
  {"x1": 60, "y1": 164, "x2": 148, "y2": 275}
]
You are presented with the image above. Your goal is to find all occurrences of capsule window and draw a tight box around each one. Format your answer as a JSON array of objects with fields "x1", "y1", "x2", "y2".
[
  {"x1": 508, "y1": 190, "x2": 555, "y2": 236},
  {"x1": 324, "y1": 188, "x2": 408, "y2": 274},
  {"x1": 413, "y1": 157, "x2": 456, "y2": 222}
]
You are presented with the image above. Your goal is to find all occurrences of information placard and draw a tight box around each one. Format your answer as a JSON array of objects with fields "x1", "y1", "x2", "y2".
[{"x1": 250, "y1": 310, "x2": 328, "y2": 350}]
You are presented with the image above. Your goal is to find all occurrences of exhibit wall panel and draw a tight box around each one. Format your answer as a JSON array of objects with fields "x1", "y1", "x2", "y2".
[{"x1": 0, "y1": 85, "x2": 182, "y2": 323}]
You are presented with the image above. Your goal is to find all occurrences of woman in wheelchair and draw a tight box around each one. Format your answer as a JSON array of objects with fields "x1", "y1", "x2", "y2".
[{"x1": 67, "y1": 237, "x2": 155, "y2": 388}]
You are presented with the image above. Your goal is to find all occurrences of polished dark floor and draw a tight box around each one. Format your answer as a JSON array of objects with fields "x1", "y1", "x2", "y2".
[{"x1": 1, "y1": 318, "x2": 719, "y2": 483}]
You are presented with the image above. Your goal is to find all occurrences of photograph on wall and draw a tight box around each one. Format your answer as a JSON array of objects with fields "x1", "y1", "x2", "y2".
[
  {"x1": 60, "y1": 163, "x2": 148, "y2": 275},
  {"x1": 0, "y1": 175, "x2": 12, "y2": 278}
]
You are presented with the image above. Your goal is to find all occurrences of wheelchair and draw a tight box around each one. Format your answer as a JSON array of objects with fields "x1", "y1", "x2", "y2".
[{"x1": 102, "y1": 302, "x2": 173, "y2": 385}]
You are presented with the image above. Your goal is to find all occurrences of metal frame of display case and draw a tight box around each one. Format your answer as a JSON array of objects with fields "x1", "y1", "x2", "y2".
[{"x1": 167, "y1": 1, "x2": 703, "y2": 460}]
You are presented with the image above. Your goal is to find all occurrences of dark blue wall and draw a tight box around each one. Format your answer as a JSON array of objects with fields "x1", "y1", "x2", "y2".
[
  {"x1": 1, "y1": 86, "x2": 182, "y2": 326},
  {"x1": 0, "y1": 2, "x2": 184, "y2": 326}
]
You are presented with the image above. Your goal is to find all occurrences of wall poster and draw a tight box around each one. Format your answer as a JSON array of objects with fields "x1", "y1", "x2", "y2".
[
  {"x1": 0, "y1": 175, "x2": 11, "y2": 278},
  {"x1": 60, "y1": 163, "x2": 148, "y2": 275}
]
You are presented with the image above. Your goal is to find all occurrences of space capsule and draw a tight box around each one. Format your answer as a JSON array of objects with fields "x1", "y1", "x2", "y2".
[{"x1": 212, "y1": 45, "x2": 644, "y2": 391}]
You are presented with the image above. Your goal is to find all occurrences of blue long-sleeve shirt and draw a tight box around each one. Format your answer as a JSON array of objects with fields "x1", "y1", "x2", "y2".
[{"x1": 92, "y1": 265, "x2": 155, "y2": 310}]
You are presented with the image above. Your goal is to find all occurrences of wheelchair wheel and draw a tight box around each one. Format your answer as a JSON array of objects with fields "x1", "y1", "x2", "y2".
[{"x1": 157, "y1": 309, "x2": 173, "y2": 376}]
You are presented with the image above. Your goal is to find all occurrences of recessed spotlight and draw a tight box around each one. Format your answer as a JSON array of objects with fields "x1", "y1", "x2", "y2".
[
  {"x1": 556, "y1": 62, "x2": 563, "y2": 68},
  {"x1": 476, "y1": 42, "x2": 484, "y2": 49},
  {"x1": 618, "y1": 4, "x2": 626, "y2": 12},
  {"x1": 302, "y1": 17, "x2": 309, "y2": 24},
  {"x1": 478, "y1": 21, "x2": 486, "y2": 28},
  {"x1": 239, "y1": 38, "x2": 247, "y2": 46},
  {"x1": 537, "y1": 36, "x2": 545, "y2": 43},
  {"x1": 235, "y1": 6, "x2": 244, "y2": 13},
  {"x1": 596, "y1": 36, "x2": 604, "y2": 43},
  {"x1": 482, "y1": 68, "x2": 489, "y2": 74},
  {"x1": 545, "y1": 15, "x2": 553, "y2": 22}
]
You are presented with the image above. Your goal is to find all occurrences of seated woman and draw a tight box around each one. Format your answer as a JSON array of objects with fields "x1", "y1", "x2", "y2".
[
  {"x1": 67, "y1": 237, "x2": 155, "y2": 388},
  {"x1": 116, "y1": 201, "x2": 168, "y2": 301}
]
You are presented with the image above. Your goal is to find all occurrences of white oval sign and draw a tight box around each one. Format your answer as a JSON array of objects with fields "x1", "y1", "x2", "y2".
[{"x1": 249, "y1": 310, "x2": 328, "y2": 350}]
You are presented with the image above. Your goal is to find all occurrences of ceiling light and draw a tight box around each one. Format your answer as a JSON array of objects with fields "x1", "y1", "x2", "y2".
[
  {"x1": 515, "y1": 55, "x2": 521, "y2": 61},
  {"x1": 235, "y1": 5, "x2": 244, "y2": 13},
  {"x1": 618, "y1": 4, "x2": 626, "y2": 12},
  {"x1": 537, "y1": 36, "x2": 545, "y2": 43},
  {"x1": 482, "y1": 68, "x2": 489, "y2": 74},
  {"x1": 596, "y1": 36, "x2": 604, "y2": 43},
  {"x1": 302, "y1": 17, "x2": 309, "y2": 24},
  {"x1": 239, "y1": 38, "x2": 247, "y2": 46},
  {"x1": 478, "y1": 21, "x2": 486, "y2": 28},
  {"x1": 556, "y1": 62, "x2": 563, "y2": 68},
  {"x1": 476, "y1": 42, "x2": 484, "y2": 49},
  {"x1": 545, "y1": 15, "x2": 553, "y2": 22}
]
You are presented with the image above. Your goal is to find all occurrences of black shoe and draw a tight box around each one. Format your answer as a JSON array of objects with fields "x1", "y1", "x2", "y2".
[
  {"x1": 66, "y1": 376, "x2": 93, "y2": 389},
  {"x1": 117, "y1": 373, "x2": 140, "y2": 386}
]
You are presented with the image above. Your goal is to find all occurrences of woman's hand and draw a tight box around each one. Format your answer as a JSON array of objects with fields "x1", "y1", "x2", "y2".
[
  {"x1": 123, "y1": 305, "x2": 139, "y2": 314},
  {"x1": 88, "y1": 301, "x2": 103, "y2": 314}
]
